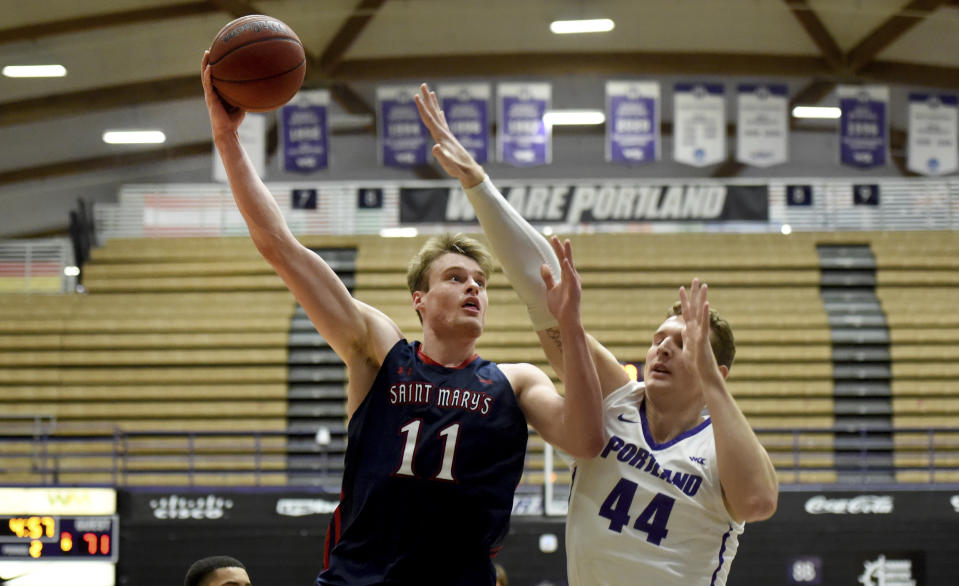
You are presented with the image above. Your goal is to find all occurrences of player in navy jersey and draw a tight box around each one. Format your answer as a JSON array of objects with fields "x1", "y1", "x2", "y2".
[
  {"x1": 415, "y1": 83, "x2": 779, "y2": 584},
  {"x1": 201, "y1": 57, "x2": 605, "y2": 584}
]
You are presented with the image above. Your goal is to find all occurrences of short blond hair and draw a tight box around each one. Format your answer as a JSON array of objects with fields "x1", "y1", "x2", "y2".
[{"x1": 405, "y1": 234, "x2": 494, "y2": 322}]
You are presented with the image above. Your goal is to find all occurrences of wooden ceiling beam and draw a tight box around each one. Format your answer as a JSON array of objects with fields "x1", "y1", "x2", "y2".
[
  {"x1": 845, "y1": 0, "x2": 950, "y2": 72},
  {"x1": 0, "y1": 75, "x2": 200, "y2": 127},
  {"x1": 0, "y1": 141, "x2": 213, "y2": 187},
  {"x1": 0, "y1": 2, "x2": 216, "y2": 45},
  {"x1": 860, "y1": 61, "x2": 959, "y2": 91},
  {"x1": 331, "y1": 53, "x2": 831, "y2": 80},
  {"x1": 318, "y1": 0, "x2": 388, "y2": 75},
  {"x1": 782, "y1": 0, "x2": 845, "y2": 70}
]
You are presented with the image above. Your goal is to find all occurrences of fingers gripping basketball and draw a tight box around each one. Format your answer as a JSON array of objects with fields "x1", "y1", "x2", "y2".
[{"x1": 208, "y1": 15, "x2": 306, "y2": 112}]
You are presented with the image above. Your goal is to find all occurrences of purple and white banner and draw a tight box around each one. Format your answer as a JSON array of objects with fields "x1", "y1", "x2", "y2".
[
  {"x1": 605, "y1": 81, "x2": 660, "y2": 164},
  {"x1": 377, "y1": 85, "x2": 428, "y2": 167},
  {"x1": 736, "y1": 84, "x2": 788, "y2": 167},
  {"x1": 213, "y1": 113, "x2": 266, "y2": 182},
  {"x1": 497, "y1": 82, "x2": 551, "y2": 167},
  {"x1": 907, "y1": 93, "x2": 958, "y2": 176},
  {"x1": 281, "y1": 89, "x2": 329, "y2": 173},
  {"x1": 673, "y1": 83, "x2": 726, "y2": 167},
  {"x1": 838, "y1": 85, "x2": 889, "y2": 169},
  {"x1": 437, "y1": 83, "x2": 491, "y2": 164}
]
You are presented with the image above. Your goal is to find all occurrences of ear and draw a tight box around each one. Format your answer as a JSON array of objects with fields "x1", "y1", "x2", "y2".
[
  {"x1": 411, "y1": 290, "x2": 425, "y2": 313},
  {"x1": 718, "y1": 364, "x2": 729, "y2": 380}
]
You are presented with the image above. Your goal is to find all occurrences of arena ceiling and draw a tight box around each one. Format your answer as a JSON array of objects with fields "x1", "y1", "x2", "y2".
[{"x1": 2, "y1": 0, "x2": 959, "y2": 235}]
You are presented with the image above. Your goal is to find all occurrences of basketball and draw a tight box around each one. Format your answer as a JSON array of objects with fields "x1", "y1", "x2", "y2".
[{"x1": 208, "y1": 14, "x2": 306, "y2": 112}]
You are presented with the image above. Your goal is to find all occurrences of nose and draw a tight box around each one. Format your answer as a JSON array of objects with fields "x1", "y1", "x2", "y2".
[
  {"x1": 656, "y1": 341, "x2": 672, "y2": 358},
  {"x1": 465, "y1": 278, "x2": 480, "y2": 293}
]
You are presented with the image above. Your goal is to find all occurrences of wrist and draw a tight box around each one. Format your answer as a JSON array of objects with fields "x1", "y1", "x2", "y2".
[{"x1": 460, "y1": 165, "x2": 486, "y2": 189}]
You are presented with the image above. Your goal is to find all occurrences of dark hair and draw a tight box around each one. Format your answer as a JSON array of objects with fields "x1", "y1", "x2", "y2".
[{"x1": 184, "y1": 556, "x2": 246, "y2": 586}]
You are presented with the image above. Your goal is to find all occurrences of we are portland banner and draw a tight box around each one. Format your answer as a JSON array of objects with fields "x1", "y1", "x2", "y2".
[
  {"x1": 907, "y1": 93, "x2": 958, "y2": 176},
  {"x1": 736, "y1": 84, "x2": 788, "y2": 167},
  {"x1": 605, "y1": 81, "x2": 660, "y2": 164},
  {"x1": 497, "y1": 82, "x2": 551, "y2": 167},
  {"x1": 281, "y1": 89, "x2": 330, "y2": 173},
  {"x1": 437, "y1": 83, "x2": 491, "y2": 164},
  {"x1": 673, "y1": 84, "x2": 726, "y2": 167},
  {"x1": 399, "y1": 183, "x2": 768, "y2": 224},
  {"x1": 838, "y1": 85, "x2": 889, "y2": 169},
  {"x1": 377, "y1": 85, "x2": 428, "y2": 167}
]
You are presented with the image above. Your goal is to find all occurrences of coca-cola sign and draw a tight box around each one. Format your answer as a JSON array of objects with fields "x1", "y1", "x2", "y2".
[{"x1": 804, "y1": 495, "x2": 893, "y2": 515}]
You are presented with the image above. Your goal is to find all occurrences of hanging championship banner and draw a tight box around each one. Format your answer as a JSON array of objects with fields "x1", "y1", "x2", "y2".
[
  {"x1": 838, "y1": 85, "x2": 889, "y2": 169},
  {"x1": 907, "y1": 93, "x2": 958, "y2": 176},
  {"x1": 497, "y1": 82, "x2": 551, "y2": 167},
  {"x1": 605, "y1": 81, "x2": 660, "y2": 164},
  {"x1": 673, "y1": 83, "x2": 726, "y2": 167},
  {"x1": 281, "y1": 89, "x2": 330, "y2": 173},
  {"x1": 377, "y1": 85, "x2": 428, "y2": 167},
  {"x1": 213, "y1": 113, "x2": 266, "y2": 182},
  {"x1": 437, "y1": 83, "x2": 491, "y2": 164},
  {"x1": 736, "y1": 84, "x2": 788, "y2": 167}
]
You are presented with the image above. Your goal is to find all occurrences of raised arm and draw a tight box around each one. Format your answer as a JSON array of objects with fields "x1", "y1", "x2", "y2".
[
  {"x1": 414, "y1": 83, "x2": 628, "y2": 395},
  {"x1": 680, "y1": 280, "x2": 779, "y2": 523},
  {"x1": 201, "y1": 52, "x2": 402, "y2": 410},
  {"x1": 507, "y1": 237, "x2": 604, "y2": 459}
]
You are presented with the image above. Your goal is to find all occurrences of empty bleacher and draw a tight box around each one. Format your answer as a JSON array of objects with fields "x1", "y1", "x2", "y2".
[{"x1": 2, "y1": 230, "x2": 957, "y2": 490}]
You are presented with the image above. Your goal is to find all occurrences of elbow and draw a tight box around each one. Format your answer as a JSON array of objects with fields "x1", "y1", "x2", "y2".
[{"x1": 741, "y1": 490, "x2": 779, "y2": 522}]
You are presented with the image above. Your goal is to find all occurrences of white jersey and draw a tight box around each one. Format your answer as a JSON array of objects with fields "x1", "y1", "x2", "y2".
[{"x1": 566, "y1": 380, "x2": 744, "y2": 586}]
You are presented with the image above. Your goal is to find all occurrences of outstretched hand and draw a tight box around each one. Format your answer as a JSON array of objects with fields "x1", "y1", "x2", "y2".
[
  {"x1": 541, "y1": 236, "x2": 582, "y2": 327},
  {"x1": 413, "y1": 83, "x2": 486, "y2": 188},
  {"x1": 679, "y1": 278, "x2": 722, "y2": 381},
  {"x1": 201, "y1": 51, "x2": 245, "y2": 139}
]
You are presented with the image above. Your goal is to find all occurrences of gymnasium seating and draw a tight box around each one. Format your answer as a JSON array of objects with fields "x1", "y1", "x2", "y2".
[
  {"x1": 870, "y1": 231, "x2": 959, "y2": 483},
  {"x1": 3, "y1": 230, "x2": 957, "y2": 489}
]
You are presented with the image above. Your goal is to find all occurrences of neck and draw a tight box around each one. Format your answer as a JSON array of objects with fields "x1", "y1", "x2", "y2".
[
  {"x1": 643, "y1": 392, "x2": 704, "y2": 444},
  {"x1": 419, "y1": 328, "x2": 478, "y2": 367}
]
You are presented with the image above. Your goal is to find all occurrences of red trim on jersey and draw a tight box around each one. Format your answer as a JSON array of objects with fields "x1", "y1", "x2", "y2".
[
  {"x1": 417, "y1": 345, "x2": 478, "y2": 369},
  {"x1": 323, "y1": 494, "x2": 344, "y2": 569}
]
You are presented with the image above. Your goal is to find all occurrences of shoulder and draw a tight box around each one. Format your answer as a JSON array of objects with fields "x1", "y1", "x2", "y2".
[{"x1": 497, "y1": 362, "x2": 551, "y2": 394}]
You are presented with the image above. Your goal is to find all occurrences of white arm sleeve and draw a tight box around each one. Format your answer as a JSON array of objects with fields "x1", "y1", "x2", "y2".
[{"x1": 464, "y1": 175, "x2": 560, "y2": 330}]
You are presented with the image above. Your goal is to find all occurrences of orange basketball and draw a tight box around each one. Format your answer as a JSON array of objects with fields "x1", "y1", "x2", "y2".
[{"x1": 208, "y1": 15, "x2": 306, "y2": 112}]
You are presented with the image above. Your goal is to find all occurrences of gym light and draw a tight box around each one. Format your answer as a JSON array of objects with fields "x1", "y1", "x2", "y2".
[
  {"x1": 379, "y1": 227, "x2": 418, "y2": 238},
  {"x1": 792, "y1": 106, "x2": 841, "y2": 119},
  {"x1": 2, "y1": 65, "x2": 67, "y2": 78},
  {"x1": 550, "y1": 18, "x2": 615, "y2": 34},
  {"x1": 102, "y1": 130, "x2": 167, "y2": 144},
  {"x1": 543, "y1": 110, "x2": 605, "y2": 127}
]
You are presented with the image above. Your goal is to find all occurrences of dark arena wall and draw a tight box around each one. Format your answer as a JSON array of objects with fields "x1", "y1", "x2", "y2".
[{"x1": 116, "y1": 488, "x2": 959, "y2": 585}]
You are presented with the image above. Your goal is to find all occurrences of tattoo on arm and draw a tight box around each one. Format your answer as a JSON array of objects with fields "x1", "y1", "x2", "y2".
[{"x1": 544, "y1": 327, "x2": 562, "y2": 350}]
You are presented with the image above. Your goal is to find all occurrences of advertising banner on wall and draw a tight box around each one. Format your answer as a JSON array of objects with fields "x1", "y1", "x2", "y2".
[
  {"x1": 437, "y1": 83, "x2": 491, "y2": 164},
  {"x1": 399, "y1": 182, "x2": 768, "y2": 224},
  {"x1": 673, "y1": 83, "x2": 726, "y2": 167},
  {"x1": 907, "y1": 93, "x2": 958, "y2": 176},
  {"x1": 281, "y1": 89, "x2": 330, "y2": 173},
  {"x1": 838, "y1": 85, "x2": 889, "y2": 169},
  {"x1": 736, "y1": 84, "x2": 788, "y2": 167},
  {"x1": 377, "y1": 85, "x2": 428, "y2": 167},
  {"x1": 605, "y1": 80, "x2": 660, "y2": 165},
  {"x1": 497, "y1": 82, "x2": 551, "y2": 167}
]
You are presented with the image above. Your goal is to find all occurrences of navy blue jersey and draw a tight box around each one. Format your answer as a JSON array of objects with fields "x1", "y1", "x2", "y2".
[{"x1": 317, "y1": 340, "x2": 529, "y2": 585}]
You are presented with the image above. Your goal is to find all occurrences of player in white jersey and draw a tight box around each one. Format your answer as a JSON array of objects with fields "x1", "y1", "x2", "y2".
[{"x1": 415, "y1": 83, "x2": 778, "y2": 585}]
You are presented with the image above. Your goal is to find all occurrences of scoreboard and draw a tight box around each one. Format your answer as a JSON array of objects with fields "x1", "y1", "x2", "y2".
[
  {"x1": 0, "y1": 488, "x2": 117, "y2": 586},
  {"x1": 1, "y1": 515, "x2": 117, "y2": 561}
]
